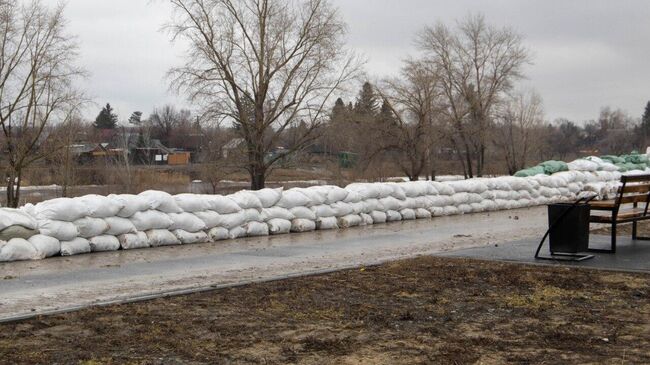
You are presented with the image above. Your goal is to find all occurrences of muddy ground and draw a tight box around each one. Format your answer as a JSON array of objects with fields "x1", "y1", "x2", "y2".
[{"x1": 0, "y1": 256, "x2": 648, "y2": 365}]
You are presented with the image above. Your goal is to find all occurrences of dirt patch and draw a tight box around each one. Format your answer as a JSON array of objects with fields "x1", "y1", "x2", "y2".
[{"x1": 0, "y1": 256, "x2": 648, "y2": 364}]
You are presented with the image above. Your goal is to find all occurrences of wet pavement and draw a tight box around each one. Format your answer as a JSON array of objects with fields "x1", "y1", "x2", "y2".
[
  {"x1": 437, "y1": 234, "x2": 650, "y2": 273},
  {"x1": 0, "y1": 207, "x2": 546, "y2": 322}
]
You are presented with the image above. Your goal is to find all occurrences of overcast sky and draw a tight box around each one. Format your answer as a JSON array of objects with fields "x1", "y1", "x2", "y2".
[{"x1": 48, "y1": 0, "x2": 650, "y2": 123}]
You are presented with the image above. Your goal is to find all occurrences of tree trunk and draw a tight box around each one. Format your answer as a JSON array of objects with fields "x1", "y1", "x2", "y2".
[
  {"x1": 250, "y1": 169, "x2": 266, "y2": 190},
  {"x1": 6, "y1": 169, "x2": 21, "y2": 208}
]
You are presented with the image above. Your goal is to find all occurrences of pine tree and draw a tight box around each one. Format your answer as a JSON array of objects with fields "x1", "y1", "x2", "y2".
[
  {"x1": 639, "y1": 101, "x2": 650, "y2": 149},
  {"x1": 642, "y1": 101, "x2": 650, "y2": 134},
  {"x1": 354, "y1": 82, "x2": 379, "y2": 116},
  {"x1": 330, "y1": 97, "x2": 347, "y2": 123},
  {"x1": 378, "y1": 99, "x2": 396, "y2": 125},
  {"x1": 93, "y1": 103, "x2": 118, "y2": 129},
  {"x1": 128, "y1": 111, "x2": 143, "y2": 124}
]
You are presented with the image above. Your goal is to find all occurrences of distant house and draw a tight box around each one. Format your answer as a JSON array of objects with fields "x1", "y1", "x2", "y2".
[{"x1": 222, "y1": 138, "x2": 246, "y2": 159}]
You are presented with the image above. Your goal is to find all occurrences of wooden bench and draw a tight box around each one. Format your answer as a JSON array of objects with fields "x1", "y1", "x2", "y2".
[{"x1": 589, "y1": 174, "x2": 650, "y2": 253}]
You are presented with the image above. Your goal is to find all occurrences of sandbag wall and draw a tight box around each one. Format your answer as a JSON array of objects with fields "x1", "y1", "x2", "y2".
[{"x1": 0, "y1": 168, "x2": 631, "y2": 262}]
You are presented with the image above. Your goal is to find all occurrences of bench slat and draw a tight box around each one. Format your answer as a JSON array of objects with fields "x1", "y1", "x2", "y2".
[
  {"x1": 621, "y1": 183, "x2": 650, "y2": 193},
  {"x1": 618, "y1": 194, "x2": 650, "y2": 204},
  {"x1": 590, "y1": 208, "x2": 649, "y2": 223},
  {"x1": 622, "y1": 174, "x2": 650, "y2": 183}
]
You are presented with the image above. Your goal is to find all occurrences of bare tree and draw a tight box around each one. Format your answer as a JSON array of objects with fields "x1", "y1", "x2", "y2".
[
  {"x1": 375, "y1": 60, "x2": 441, "y2": 181},
  {"x1": 492, "y1": 89, "x2": 544, "y2": 175},
  {"x1": 148, "y1": 104, "x2": 191, "y2": 146},
  {"x1": 417, "y1": 14, "x2": 530, "y2": 178},
  {"x1": 167, "y1": 0, "x2": 360, "y2": 190},
  {"x1": 0, "y1": 0, "x2": 85, "y2": 207}
]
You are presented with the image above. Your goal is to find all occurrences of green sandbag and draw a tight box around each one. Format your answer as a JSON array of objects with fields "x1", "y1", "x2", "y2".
[
  {"x1": 514, "y1": 166, "x2": 546, "y2": 177},
  {"x1": 0, "y1": 226, "x2": 38, "y2": 241},
  {"x1": 601, "y1": 155, "x2": 625, "y2": 164},
  {"x1": 539, "y1": 160, "x2": 568, "y2": 174},
  {"x1": 623, "y1": 154, "x2": 649, "y2": 165}
]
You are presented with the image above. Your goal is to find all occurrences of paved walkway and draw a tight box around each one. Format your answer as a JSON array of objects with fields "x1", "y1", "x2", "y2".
[
  {"x1": 0, "y1": 207, "x2": 546, "y2": 322},
  {"x1": 437, "y1": 234, "x2": 650, "y2": 273}
]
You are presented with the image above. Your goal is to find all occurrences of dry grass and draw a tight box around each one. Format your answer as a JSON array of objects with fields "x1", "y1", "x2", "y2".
[{"x1": 0, "y1": 256, "x2": 648, "y2": 364}]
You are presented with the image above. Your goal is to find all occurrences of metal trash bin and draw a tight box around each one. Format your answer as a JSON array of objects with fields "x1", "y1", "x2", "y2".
[
  {"x1": 535, "y1": 200, "x2": 594, "y2": 261},
  {"x1": 548, "y1": 203, "x2": 590, "y2": 254}
]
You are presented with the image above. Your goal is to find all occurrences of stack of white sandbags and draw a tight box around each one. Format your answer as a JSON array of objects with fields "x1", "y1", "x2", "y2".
[{"x1": 1, "y1": 167, "x2": 645, "y2": 263}]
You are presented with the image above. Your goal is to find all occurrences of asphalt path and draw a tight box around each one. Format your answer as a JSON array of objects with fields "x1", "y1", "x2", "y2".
[{"x1": 0, "y1": 206, "x2": 546, "y2": 322}]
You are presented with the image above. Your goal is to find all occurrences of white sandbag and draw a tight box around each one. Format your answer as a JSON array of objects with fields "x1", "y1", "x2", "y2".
[
  {"x1": 34, "y1": 198, "x2": 90, "y2": 222},
  {"x1": 204, "y1": 195, "x2": 242, "y2": 214},
  {"x1": 173, "y1": 229, "x2": 209, "y2": 244},
  {"x1": 415, "y1": 208, "x2": 432, "y2": 219},
  {"x1": 428, "y1": 207, "x2": 444, "y2": 216},
  {"x1": 173, "y1": 194, "x2": 212, "y2": 212},
  {"x1": 325, "y1": 186, "x2": 349, "y2": 204},
  {"x1": 452, "y1": 193, "x2": 471, "y2": 205},
  {"x1": 104, "y1": 216, "x2": 137, "y2": 236},
  {"x1": 311, "y1": 204, "x2": 337, "y2": 218},
  {"x1": 385, "y1": 183, "x2": 407, "y2": 200},
  {"x1": 208, "y1": 227, "x2": 230, "y2": 241},
  {"x1": 290, "y1": 207, "x2": 317, "y2": 220},
  {"x1": 379, "y1": 197, "x2": 402, "y2": 211},
  {"x1": 261, "y1": 207, "x2": 295, "y2": 221},
  {"x1": 244, "y1": 221, "x2": 269, "y2": 237},
  {"x1": 168, "y1": 212, "x2": 207, "y2": 232},
  {"x1": 296, "y1": 187, "x2": 327, "y2": 205},
  {"x1": 146, "y1": 229, "x2": 181, "y2": 247},
  {"x1": 214, "y1": 212, "x2": 247, "y2": 229},
  {"x1": 331, "y1": 202, "x2": 354, "y2": 217},
  {"x1": 350, "y1": 201, "x2": 367, "y2": 214},
  {"x1": 431, "y1": 182, "x2": 455, "y2": 196},
  {"x1": 139, "y1": 191, "x2": 183, "y2": 213},
  {"x1": 60, "y1": 237, "x2": 91, "y2": 256},
  {"x1": 291, "y1": 219, "x2": 317, "y2": 232},
  {"x1": 397, "y1": 181, "x2": 432, "y2": 197},
  {"x1": 38, "y1": 220, "x2": 79, "y2": 241},
  {"x1": 109, "y1": 194, "x2": 154, "y2": 218},
  {"x1": 267, "y1": 218, "x2": 292, "y2": 235},
  {"x1": 242, "y1": 208, "x2": 262, "y2": 223},
  {"x1": 78, "y1": 195, "x2": 123, "y2": 218},
  {"x1": 276, "y1": 189, "x2": 313, "y2": 209},
  {"x1": 442, "y1": 206, "x2": 460, "y2": 216},
  {"x1": 74, "y1": 217, "x2": 109, "y2": 238},
  {"x1": 363, "y1": 199, "x2": 385, "y2": 212},
  {"x1": 401, "y1": 198, "x2": 420, "y2": 210},
  {"x1": 118, "y1": 232, "x2": 150, "y2": 250},
  {"x1": 470, "y1": 203, "x2": 485, "y2": 212},
  {"x1": 370, "y1": 211, "x2": 387, "y2": 224},
  {"x1": 343, "y1": 190, "x2": 363, "y2": 204},
  {"x1": 194, "y1": 211, "x2": 222, "y2": 229},
  {"x1": 0, "y1": 238, "x2": 38, "y2": 262},
  {"x1": 360, "y1": 213, "x2": 374, "y2": 225},
  {"x1": 568, "y1": 159, "x2": 599, "y2": 172},
  {"x1": 130, "y1": 210, "x2": 174, "y2": 231},
  {"x1": 230, "y1": 191, "x2": 264, "y2": 209},
  {"x1": 28, "y1": 235, "x2": 60, "y2": 259},
  {"x1": 480, "y1": 190, "x2": 496, "y2": 200},
  {"x1": 229, "y1": 226, "x2": 247, "y2": 239},
  {"x1": 316, "y1": 217, "x2": 338, "y2": 230},
  {"x1": 338, "y1": 214, "x2": 363, "y2": 228},
  {"x1": 0, "y1": 208, "x2": 38, "y2": 230},
  {"x1": 345, "y1": 183, "x2": 381, "y2": 199},
  {"x1": 400, "y1": 209, "x2": 416, "y2": 220},
  {"x1": 250, "y1": 188, "x2": 284, "y2": 208},
  {"x1": 425, "y1": 195, "x2": 448, "y2": 208},
  {"x1": 89, "y1": 235, "x2": 120, "y2": 252},
  {"x1": 386, "y1": 210, "x2": 402, "y2": 222}
]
